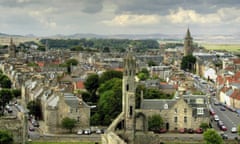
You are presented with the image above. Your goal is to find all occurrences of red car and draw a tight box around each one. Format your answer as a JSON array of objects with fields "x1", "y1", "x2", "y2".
[
  {"x1": 221, "y1": 125, "x2": 227, "y2": 131},
  {"x1": 178, "y1": 128, "x2": 187, "y2": 133},
  {"x1": 195, "y1": 128, "x2": 203, "y2": 134}
]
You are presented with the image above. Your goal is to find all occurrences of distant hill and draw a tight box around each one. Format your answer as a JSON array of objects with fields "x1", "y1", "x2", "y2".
[
  {"x1": 0, "y1": 32, "x2": 23, "y2": 37},
  {"x1": 0, "y1": 32, "x2": 240, "y2": 44}
]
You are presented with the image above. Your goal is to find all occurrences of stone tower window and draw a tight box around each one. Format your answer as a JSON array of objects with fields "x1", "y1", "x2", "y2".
[
  {"x1": 130, "y1": 106, "x2": 133, "y2": 116},
  {"x1": 126, "y1": 84, "x2": 129, "y2": 91}
]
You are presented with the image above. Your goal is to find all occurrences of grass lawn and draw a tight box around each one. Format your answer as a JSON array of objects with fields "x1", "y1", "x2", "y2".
[{"x1": 202, "y1": 44, "x2": 240, "y2": 52}]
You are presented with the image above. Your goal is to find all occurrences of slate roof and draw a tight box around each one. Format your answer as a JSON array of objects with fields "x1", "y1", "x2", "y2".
[
  {"x1": 141, "y1": 99, "x2": 177, "y2": 110},
  {"x1": 63, "y1": 93, "x2": 79, "y2": 108}
]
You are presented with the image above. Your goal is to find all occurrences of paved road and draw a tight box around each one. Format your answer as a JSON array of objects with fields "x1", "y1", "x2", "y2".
[{"x1": 211, "y1": 99, "x2": 239, "y2": 139}]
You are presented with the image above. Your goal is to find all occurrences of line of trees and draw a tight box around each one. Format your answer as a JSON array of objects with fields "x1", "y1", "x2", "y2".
[{"x1": 39, "y1": 38, "x2": 160, "y2": 52}]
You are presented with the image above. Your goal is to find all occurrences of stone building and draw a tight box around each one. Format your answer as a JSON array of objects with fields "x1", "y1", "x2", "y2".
[
  {"x1": 8, "y1": 38, "x2": 16, "y2": 58},
  {"x1": 141, "y1": 93, "x2": 210, "y2": 131},
  {"x1": 102, "y1": 47, "x2": 210, "y2": 144},
  {"x1": 184, "y1": 28, "x2": 193, "y2": 56}
]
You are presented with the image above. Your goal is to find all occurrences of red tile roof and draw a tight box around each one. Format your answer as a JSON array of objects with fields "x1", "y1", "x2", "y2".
[
  {"x1": 76, "y1": 81, "x2": 84, "y2": 89},
  {"x1": 37, "y1": 61, "x2": 44, "y2": 67},
  {"x1": 233, "y1": 59, "x2": 240, "y2": 64},
  {"x1": 230, "y1": 89, "x2": 240, "y2": 100},
  {"x1": 113, "y1": 68, "x2": 124, "y2": 72}
]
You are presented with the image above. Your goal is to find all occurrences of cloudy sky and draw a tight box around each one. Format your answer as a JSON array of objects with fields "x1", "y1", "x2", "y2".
[{"x1": 0, "y1": 0, "x2": 239, "y2": 36}]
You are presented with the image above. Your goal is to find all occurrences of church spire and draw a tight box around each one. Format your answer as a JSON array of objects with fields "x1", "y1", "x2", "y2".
[
  {"x1": 184, "y1": 27, "x2": 193, "y2": 56},
  {"x1": 185, "y1": 27, "x2": 192, "y2": 38}
]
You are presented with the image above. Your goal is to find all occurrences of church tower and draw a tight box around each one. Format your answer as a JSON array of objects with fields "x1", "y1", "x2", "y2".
[
  {"x1": 184, "y1": 28, "x2": 193, "y2": 56},
  {"x1": 122, "y1": 47, "x2": 136, "y2": 144},
  {"x1": 8, "y1": 38, "x2": 16, "y2": 58}
]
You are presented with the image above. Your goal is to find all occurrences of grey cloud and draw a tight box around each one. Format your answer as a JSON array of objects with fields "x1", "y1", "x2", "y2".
[
  {"x1": 81, "y1": 0, "x2": 103, "y2": 13},
  {"x1": 113, "y1": 0, "x2": 240, "y2": 15}
]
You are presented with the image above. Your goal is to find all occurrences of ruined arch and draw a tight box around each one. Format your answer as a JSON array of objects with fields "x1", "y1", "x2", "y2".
[{"x1": 135, "y1": 112, "x2": 148, "y2": 132}]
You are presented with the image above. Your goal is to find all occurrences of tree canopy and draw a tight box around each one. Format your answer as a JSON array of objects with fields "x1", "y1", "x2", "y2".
[
  {"x1": 0, "y1": 130, "x2": 13, "y2": 144},
  {"x1": 180, "y1": 55, "x2": 196, "y2": 72},
  {"x1": 27, "y1": 100, "x2": 42, "y2": 120},
  {"x1": 61, "y1": 117, "x2": 77, "y2": 133},
  {"x1": 0, "y1": 75, "x2": 11, "y2": 88},
  {"x1": 83, "y1": 74, "x2": 99, "y2": 103},
  {"x1": 148, "y1": 114, "x2": 164, "y2": 131},
  {"x1": 91, "y1": 78, "x2": 122, "y2": 125},
  {"x1": 99, "y1": 70, "x2": 122, "y2": 84},
  {"x1": 39, "y1": 38, "x2": 159, "y2": 52},
  {"x1": 0, "y1": 89, "x2": 13, "y2": 115},
  {"x1": 137, "y1": 68, "x2": 149, "y2": 81},
  {"x1": 203, "y1": 129, "x2": 223, "y2": 144}
]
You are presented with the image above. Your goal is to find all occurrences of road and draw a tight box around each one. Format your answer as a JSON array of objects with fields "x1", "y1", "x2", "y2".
[{"x1": 210, "y1": 98, "x2": 239, "y2": 139}]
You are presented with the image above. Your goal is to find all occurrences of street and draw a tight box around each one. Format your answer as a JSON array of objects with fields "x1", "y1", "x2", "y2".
[{"x1": 210, "y1": 99, "x2": 239, "y2": 139}]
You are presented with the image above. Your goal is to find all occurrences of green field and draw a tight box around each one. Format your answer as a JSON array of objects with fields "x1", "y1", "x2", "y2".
[{"x1": 202, "y1": 44, "x2": 240, "y2": 52}]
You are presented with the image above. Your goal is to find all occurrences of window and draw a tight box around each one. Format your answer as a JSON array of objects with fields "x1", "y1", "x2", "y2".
[
  {"x1": 174, "y1": 117, "x2": 178, "y2": 123},
  {"x1": 130, "y1": 106, "x2": 133, "y2": 116},
  {"x1": 184, "y1": 117, "x2": 187, "y2": 123},
  {"x1": 197, "y1": 108, "x2": 204, "y2": 115},
  {"x1": 184, "y1": 108, "x2": 187, "y2": 113},
  {"x1": 76, "y1": 109, "x2": 78, "y2": 112},
  {"x1": 174, "y1": 108, "x2": 177, "y2": 114},
  {"x1": 126, "y1": 84, "x2": 129, "y2": 91},
  {"x1": 164, "y1": 104, "x2": 168, "y2": 109},
  {"x1": 77, "y1": 116, "x2": 80, "y2": 122},
  {"x1": 196, "y1": 98, "x2": 204, "y2": 104}
]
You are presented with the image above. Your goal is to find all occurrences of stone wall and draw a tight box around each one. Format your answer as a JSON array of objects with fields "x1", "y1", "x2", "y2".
[{"x1": 101, "y1": 132, "x2": 126, "y2": 144}]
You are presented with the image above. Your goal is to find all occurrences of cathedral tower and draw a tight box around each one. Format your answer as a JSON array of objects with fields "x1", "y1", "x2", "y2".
[
  {"x1": 122, "y1": 47, "x2": 136, "y2": 143},
  {"x1": 8, "y1": 38, "x2": 16, "y2": 58},
  {"x1": 184, "y1": 28, "x2": 193, "y2": 56}
]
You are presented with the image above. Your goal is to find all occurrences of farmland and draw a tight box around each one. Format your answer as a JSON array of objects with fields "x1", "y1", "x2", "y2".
[{"x1": 201, "y1": 44, "x2": 240, "y2": 53}]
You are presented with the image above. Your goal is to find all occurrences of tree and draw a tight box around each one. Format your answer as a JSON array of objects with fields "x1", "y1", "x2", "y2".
[
  {"x1": 181, "y1": 55, "x2": 196, "y2": 72},
  {"x1": 99, "y1": 70, "x2": 122, "y2": 84},
  {"x1": 91, "y1": 78, "x2": 122, "y2": 125},
  {"x1": 61, "y1": 117, "x2": 77, "y2": 133},
  {"x1": 200, "y1": 122, "x2": 210, "y2": 131},
  {"x1": 148, "y1": 114, "x2": 164, "y2": 131},
  {"x1": 0, "y1": 75, "x2": 12, "y2": 88},
  {"x1": 84, "y1": 74, "x2": 99, "y2": 103},
  {"x1": 65, "y1": 58, "x2": 78, "y2": 66},
  {"x1": 137, "y1": 68, "x2": 149, "y2": 81},
  {"x1": 203, "y1": 129, "x2": 223, "y2": 144},
  {"x1": 0, "y1": 89, "x2": 13, "y2": 115},
  {"x1": 11, "y1": 89, "x2": 21, "y2": 98},
  {"x1": 0, "y1": 130, "x2": 13, "y2": 144},
  {"x1": 102, "y1": 47, "x2": 110, "y2": 53},
  {"x1": 27, "y1": 101, "x2": 42, "y2": 120}
]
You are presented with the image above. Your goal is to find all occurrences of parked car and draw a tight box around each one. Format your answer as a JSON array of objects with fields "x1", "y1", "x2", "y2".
[
  {"x1": 95, "y1": 129, "x2": 102, "y2": 134},
  {"x1": 83, "y1": 129, "x2": 91, "y2": 135},
  {"x1": 221, "y1": 125, "x2": 227, "y2": 131},
  {"x1": 231, "y1": 127, "x2": 237, "y2": 133},
  {"x1": 178, "y1": 128, "x2": 187, "y2": 133},
  {"x1": 33, "y1": 121, "x2": 39, "y2": 127},
  {"x1": 217, "y1": 120, "x2": 224, "y2": 127},
  {"x1": 220, "y1": 133, "x2": 228, "y2": 139},
  {"x1": 188, "y1": 128, "x2": 194, "y2": 134},
  {"x1": 220, "y1": 107, "x2": 226, "y2": 111},
  {"x1": 77, "y1": 129, "x2": 83, "y2": 135},
  {"x1": 214, "y1": 115, "x2": 219, "y2": 121},
  {"x1": 29, "y1": 127, "x2": 35, "y2": 131},
  {"x1": 195, "y1": 128, "x2": 203, "y2": 134}
]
